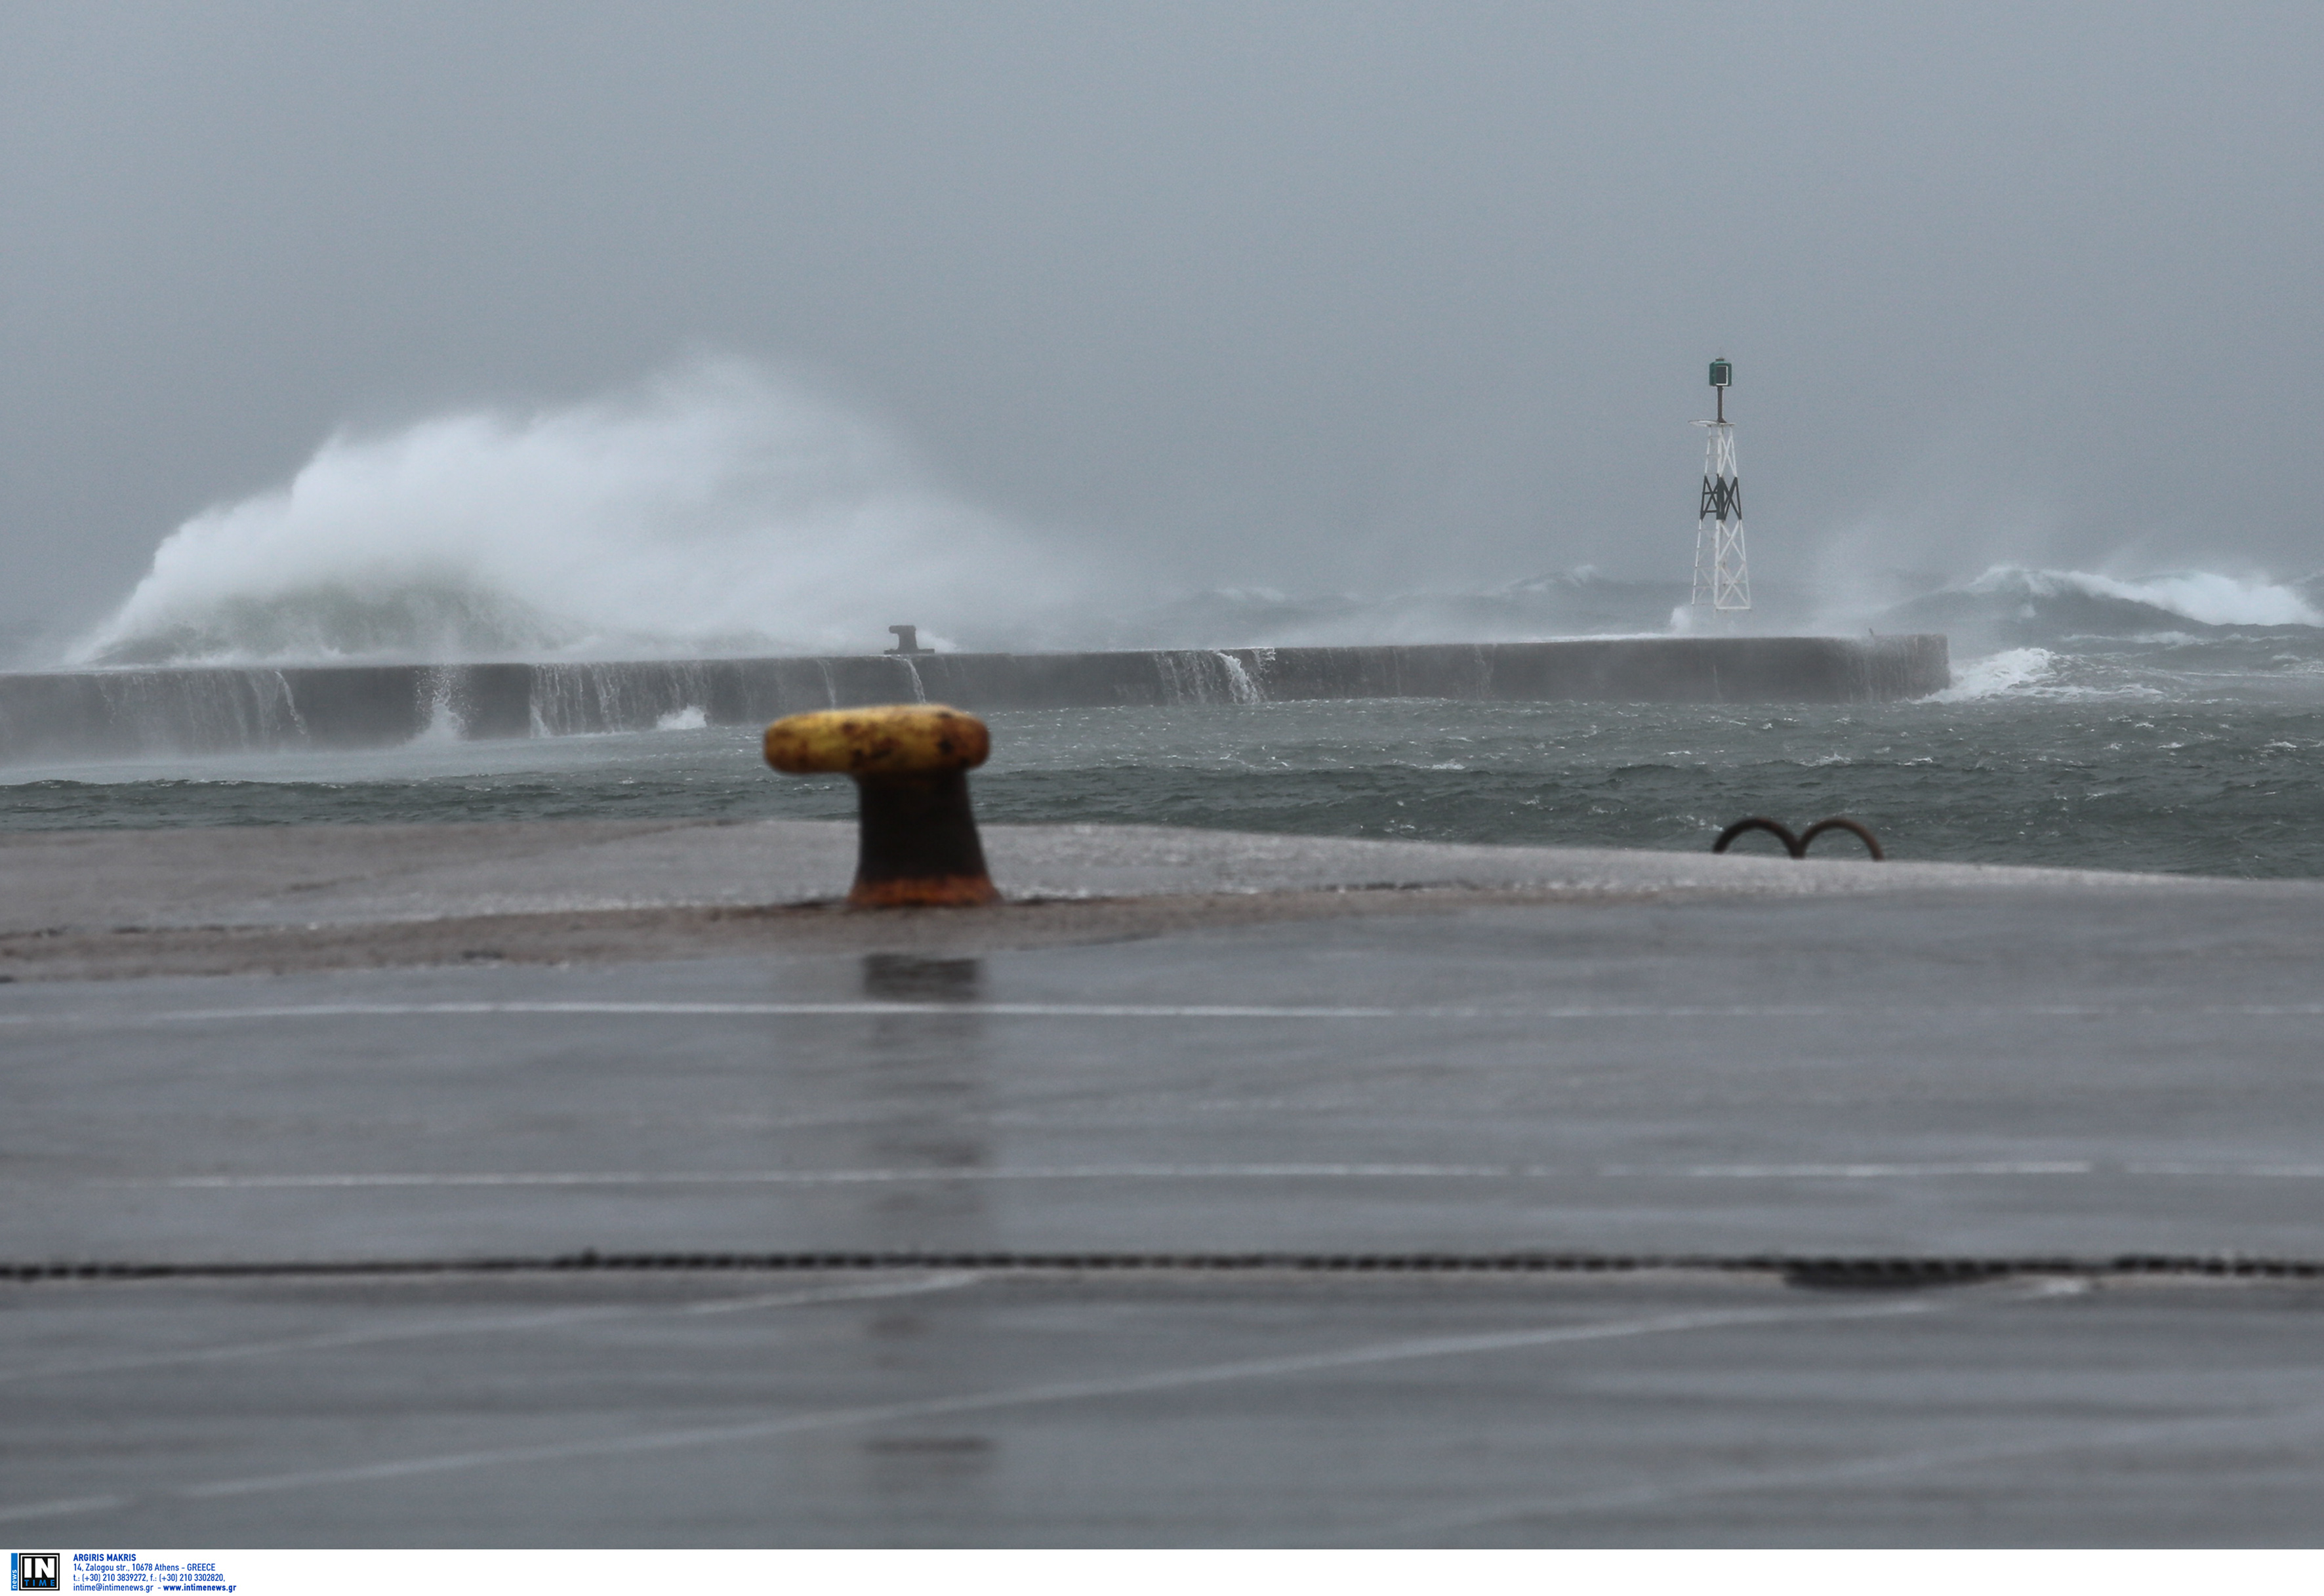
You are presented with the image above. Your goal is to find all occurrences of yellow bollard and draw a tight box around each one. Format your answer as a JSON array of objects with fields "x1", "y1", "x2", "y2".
[{"x1": 763, "y1": 704, "x2": 1000, "y2": 907}]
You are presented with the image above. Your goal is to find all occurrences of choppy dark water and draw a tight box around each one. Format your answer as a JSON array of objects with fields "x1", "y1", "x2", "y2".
[
  {"x1": 14, "y1": 564, "x2": 2324, "y2": 876},
  {"x1": 7, "y1": 665, "x2": 2323, "y2": 878}
]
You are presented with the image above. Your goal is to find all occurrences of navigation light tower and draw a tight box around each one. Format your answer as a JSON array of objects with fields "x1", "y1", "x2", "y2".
[{"x1": 1692, "y1": 358, "x2": 1750, "y2": 613}]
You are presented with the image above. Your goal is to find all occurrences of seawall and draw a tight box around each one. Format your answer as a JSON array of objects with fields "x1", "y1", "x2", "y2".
[{"x1": 0, "y1": 635, "x2": 1947, "y2": 762}]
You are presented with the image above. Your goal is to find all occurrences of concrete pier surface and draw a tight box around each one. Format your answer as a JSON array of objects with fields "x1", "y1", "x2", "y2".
[
  {"x1": 6, "y1": 819, "x2": 2323, "y2": 1544},
  {"x1": 0, "y1": 634, "x2": 1947, "y2": 761}
]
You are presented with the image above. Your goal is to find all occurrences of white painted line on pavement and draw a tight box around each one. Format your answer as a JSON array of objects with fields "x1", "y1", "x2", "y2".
[
  {"x1": 0, "y1": 1000, "x2": 1829, "y2": 1025},
  {"x1": 2125, "y1": 1162, "x2": 2324, "y2": 1179},
  {"x1": 157, "y1": 1297, "x2": 1932, "y2": 1505},
  {"x1": 0, "y1": 1272, "x2": 979, "y2": 1389},
  {"x1": 0, "y1": 1494, "x2": 130, "y2": 1526},
  {"x1": 6, "y1": 999, "x2": 2321, "y2": 1029},
  {"x1": 1632, "y1": 1160, "x2": 2098, "y2": 1179},
  {"x1": 150, "y1": 1163, "x2": 1513, "y2": 1189},
  {"x1": 132, "y1": 1158, "x2": 2324, "y2": 1189},
  {"x1": 1385, "y1": 1385, "x2": 2324, "y2": 1539}
]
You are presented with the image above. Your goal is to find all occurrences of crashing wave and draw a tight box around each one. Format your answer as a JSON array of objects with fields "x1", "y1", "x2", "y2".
[
  {"x1": 2005, "y1": 567, "x2": 2321, "y2": 628},
  {"x1": 71, "y1": 358, "x2": 1090, "y2": 666},
  {"x1": 80, "y1": 581, "x2": 588, "y2": 666},
  {"x1": 71, "y1": 360, "x2": 2324, "y2": 673},
  {"x1": 1928, "y1": 647, "x2": 2059, "y2": 701},
  {"x1": 1877, "y1": 565, "x2": 2323, "y2": 652}
]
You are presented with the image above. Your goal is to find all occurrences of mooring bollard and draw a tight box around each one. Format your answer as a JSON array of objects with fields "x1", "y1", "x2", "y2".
[{"x1": 763, "y1": 704, "x2": 1000, "y2": 907}]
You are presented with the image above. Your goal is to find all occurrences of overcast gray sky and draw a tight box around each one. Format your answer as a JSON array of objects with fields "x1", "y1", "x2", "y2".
[{"x1": 6, "y1": 0, "x2": 2322, "y2": 645}]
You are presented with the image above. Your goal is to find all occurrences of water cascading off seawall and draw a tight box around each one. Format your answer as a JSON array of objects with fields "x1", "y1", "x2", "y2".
[{"x1": 0, "y1": 636, "x2": 1948, "y2": 762}]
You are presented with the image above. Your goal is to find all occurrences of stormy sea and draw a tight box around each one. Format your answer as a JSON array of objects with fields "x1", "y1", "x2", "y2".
[{"x1": 7, "y1": 565, "x2": 2323, "y2": 882}]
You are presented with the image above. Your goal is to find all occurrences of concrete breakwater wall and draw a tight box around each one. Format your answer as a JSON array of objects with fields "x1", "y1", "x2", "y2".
[{"x1": 0, "y1": 635, "x2": 1947, "y2": 762}]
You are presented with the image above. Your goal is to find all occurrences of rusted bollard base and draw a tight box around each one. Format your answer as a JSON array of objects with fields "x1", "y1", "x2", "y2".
[
  {"x1": 848, "y1": 771, "x2": 1000, "y2": 908},
  {"x1": 764, "y1": 705, "x2": 1000, "y2": 909}
]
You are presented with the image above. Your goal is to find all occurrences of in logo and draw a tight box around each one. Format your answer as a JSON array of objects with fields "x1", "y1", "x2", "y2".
[{"x1": 10, "y1": 1555, "x2": 59, "y2": 1592}]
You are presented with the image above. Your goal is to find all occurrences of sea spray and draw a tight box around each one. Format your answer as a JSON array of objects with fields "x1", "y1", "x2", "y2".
[
  {"x1": 1874, "y1": 565, "x2": 2324, "y2": 653},
  {"x1": 1930, "y1": 647, "x2": 2058, "y2": 702},
  {"x1": 65, "y1": 361, "x2": 2324, "y2": 665},
  {"x1": 1991, "y1": 567, "x2": 2322, "y2": 629},
  {"x1": 73, "y1": 359, "x2": 1093, "y2": 666}
]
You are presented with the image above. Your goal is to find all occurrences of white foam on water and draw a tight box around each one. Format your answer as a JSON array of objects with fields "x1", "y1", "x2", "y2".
[
  {"x1": 654, "y1": 706, "x2": 709, "y2": 731},
  {"x1": 73, "y1": 358, "x2": 1093, "y2": 666},
  {"x1": 411, "y1": 699, "x2": 464, "y2": 744},
  {"x1": 1967, "y1": 566, "x2": 2323, "y2": 629},
  {"x1": 1930, "y1": 647, "x2": 2058, "y2": 701}
]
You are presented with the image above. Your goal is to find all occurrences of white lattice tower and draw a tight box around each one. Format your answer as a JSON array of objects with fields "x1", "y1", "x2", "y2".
[{"x1": 1691, "y1": 358, "x2": 1749, "y2": 612}]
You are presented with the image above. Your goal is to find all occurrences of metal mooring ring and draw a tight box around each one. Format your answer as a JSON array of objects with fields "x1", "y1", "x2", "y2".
[
  {"x1": 1711, "y1": 817, "x2": 1804, "y2": 858},
  {"x1": 1798, "y1": 816, "x2": 1885, "y2": 860},
  {"x1": 1712, "y1": 815, "x2": 1886, "y2": 861}
]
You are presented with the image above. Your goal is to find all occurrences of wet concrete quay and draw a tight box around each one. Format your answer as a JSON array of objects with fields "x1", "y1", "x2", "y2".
[{"x1": 5, "y1": 821, "x2": 2323, "y2": 1544}]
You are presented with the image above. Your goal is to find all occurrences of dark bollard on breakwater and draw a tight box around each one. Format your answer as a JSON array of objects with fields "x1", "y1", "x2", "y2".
[{"x1": 0, "y1": 634, "x2": 1949, "y2": 763}]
